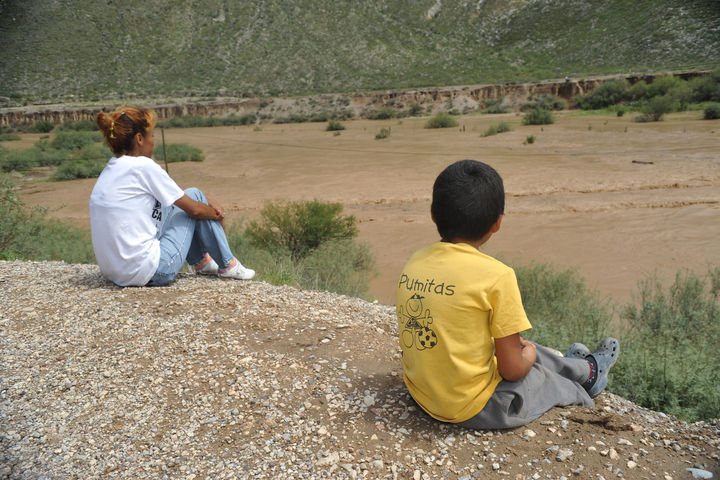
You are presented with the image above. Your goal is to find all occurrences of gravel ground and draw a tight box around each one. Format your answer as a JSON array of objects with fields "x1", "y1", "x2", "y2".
[{"x1": 1, "y1": 261, "x2": 718, "y2": 479}]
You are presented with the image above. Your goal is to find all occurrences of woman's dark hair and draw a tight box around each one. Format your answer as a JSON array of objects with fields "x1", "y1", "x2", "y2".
[
  {"x1": 431, "y1": 159, "x2": 505, "y2": 242},
  {"x1": 96, "y1": 106, "x2": 157, "y2": 156}
]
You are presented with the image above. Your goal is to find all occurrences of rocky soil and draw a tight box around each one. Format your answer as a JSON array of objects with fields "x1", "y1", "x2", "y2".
[{"x1": 1, "y1": 261, "x2": 718, "y2": 479}]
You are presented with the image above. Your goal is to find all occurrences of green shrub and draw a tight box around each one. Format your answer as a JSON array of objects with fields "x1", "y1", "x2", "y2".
[
  {"x1": 0, "y1": 133, "x2": 21, "y2": 141},
  {"x1": 273, "y1": 113, "x2": 309, "y2": 124},
  {"x1": 245, "y1": 199, "x2": 358, "y2": 259},
  {"x1": 688, "y1": 75, "x2": 720, "y2": 102},
  {"x1": 10, "y1": 120, "x2": 55, "y2": 134},
  {"x1": 521, "y1": 95, "x2": 566, "y2": 112},
  {"x1": 366, "y1": 107, "x2": 396, "y2": 120},
  {"x1": 613, "y1": 269, "x2": 720, "y2": 421},
  {"x1": 481, "y1": 122, "x2": 512, "y2": 137},
  {"x1": 1, "y1": 146, "x2": 68, "y2": 171},
  {"x1": 32, "y1": 120, "x2": 56, "y2": 133},
  {"x1": 646, "y1": 75, "x2": 685, "y2": 98},
  {"x1": 0, "y1": 174, "x2": 94, "y2": 262},
  {"x1": 522, "y1": 108, "x2": 554, "y2": 125},
  {"x1": 375, "y1": 127, "x2": 391, "y2": 139},
  {"x1": 515, "y1": 262, "x2": 612, "y2": 349},
  {"x1": 155, "y1": 143, "x2": 204, "y2": 163},
  {"x1": 525, "y1": 135, "x2": 535, "y2": 144},
  {"x1": 326, "y1": 120, "x2": 345, "y2": 131},
  {"x1": 158, "y1": 113, "x2": 257, "y2": 128},
  {"x1": 51, "y1": 158, "x2": 106, "y2": 181},
  {"x1": 703, "y1": 102, "x2": 720, "y2": 120},
  {"x1": 50, "y1": 130, "x2": 101, "y2": 150},
  {"x1": 575, "y1": 79, "x2": 628, "y2": 109},
  {"x1": 309, "y1": 112, "x2": 329, "y2": 122},
  {"x1": 483, "y1": 98, "x2": 508, "y2": 114},
  {"x1": 637, "y1": 94, "x2": 678, "y2": 122},
  {"x1": 425, "y1": 112, "x2": 459, "y2": 129},
  {"x1": 625, "y1": 80, "x2": 649, "y2": 101},
  {"x1": 301, "y1": 239, "x2": 376, "y2": 299},
  {"x1": 409, "y1": 103, "x2": 423, "y2": 116},
  {"x1": 57, "y1": 119, "x2": 98, "y2": 131}
]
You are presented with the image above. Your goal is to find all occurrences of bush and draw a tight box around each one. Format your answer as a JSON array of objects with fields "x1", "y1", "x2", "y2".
[
  {"x1": 625, "y1": 80, "x2": 649, "y2": 101},
  {"x1": 1, "y1": 146, "x2": 68, "y2": 171},
  {"x1": 515, "y1": 262, "x2": 612, "y2": 349},
  {"x1": 646, "y1": 75, "x2": 685, "y2": 98},
  {"x1": 32, "y1": 120, "x2": 56, "y2": 133},
  {"x1": 522, "y1": 108, "x2": 554, "y2": 125},
  {"x1": 375, "y1": 127, "x2": 391, "y2": 139},
  {"x1": 365, "y1": 107, "x2": 396, "y2": 120},
  {"x1": 521, "y1": 95, "x2": 567, "y2": 112},
  {"x1": 50, "y1": 130, "x2": 101, "y2": 150},
  {"x1": 51, "y1": 158, "x2": 106, "y2": 181},
  {"x1": 245, "y1": 199, "x2": 358, "y2": 259},
  {"x1": 703, "y1": 102, "x2": 720, "y2": 120},
  {"x1": 155, "y1": 143, "x2": 204, "y2": 163},
  {"x1": 408, "y1": 103, "x2": 423, "y2": 116},
  {"x1": 425, "y1": 112, "x2": 458, "y2": 129},
  {"x1": 483, "y1": 98, "x2": 508, "y2": 114},
  {"x1": 688, "y1": 75, "x2": 720, "y2": 102},
  {"x1": 326, "y1": 120, "x2": 345, "y2": 131},
  {"x1": 481, "y1": 122, "x2": 512, "y2": 137},
  {"x1": 57, "y1": 119, "x2": 98, "y2": 131},
  {"x1": 157, "y1": 113, "x2": 257, "y2": 128},
  {"x1": 575, "y1": 79, "x2": 628, "y2": 109},
  {"x1": 637, "y1": 94, "x2": 678, "y2": 122},
  {"x1": 301, "y1": 238, "x2": 376, "y2": 299},
  {"x1": 525, "y1": 135, "x2": 535, "y2": 144},
  {"x1": 0, "y1": 173, "x2": 94, "y2": 262},
  {"x1": 613, "y1": 269, "x2": 720, "y2": 421}
]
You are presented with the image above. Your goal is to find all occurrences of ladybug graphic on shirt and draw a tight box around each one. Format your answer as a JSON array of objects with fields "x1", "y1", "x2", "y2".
[{"x1": 398, "y1": 294, "x2": 438, "y2": 351}]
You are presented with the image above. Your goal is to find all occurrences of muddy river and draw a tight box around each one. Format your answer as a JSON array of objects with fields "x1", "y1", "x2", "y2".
[{"x1": 15, "y1": 112, "x2": 720, "y2": 306}]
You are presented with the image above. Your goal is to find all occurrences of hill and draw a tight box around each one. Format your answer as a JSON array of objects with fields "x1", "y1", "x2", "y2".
[
  {"x1": 1, "y1": 260, "x2": 718, "y2": 479},
  {"x1": 0, "y1": 0, "x2": 718, "y2": 103}
]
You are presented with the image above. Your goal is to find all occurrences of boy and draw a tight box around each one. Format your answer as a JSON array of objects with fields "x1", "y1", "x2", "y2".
[{"x1": 396, "y1": 160, "x2": 619, "y2": 429}]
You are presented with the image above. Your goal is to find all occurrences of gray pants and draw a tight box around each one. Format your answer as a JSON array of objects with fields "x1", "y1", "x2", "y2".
[{"x1": 458, "y1": 344, "x2": 594, "y2": 430}]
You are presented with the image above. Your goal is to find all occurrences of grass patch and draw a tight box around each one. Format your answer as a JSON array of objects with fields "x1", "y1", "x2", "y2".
[
  {"x1": 375, "y1": 127, "x2": 391, "y2": 140},
  {"x1": 155, "y1": 143, "x2": 204, "y2": 163},
  {"x1": 0, "y1": 173, "x2": 94, "y2": 262},
  {"x1": 481, "y1": 121, "x2": 512, "y2": 137}
]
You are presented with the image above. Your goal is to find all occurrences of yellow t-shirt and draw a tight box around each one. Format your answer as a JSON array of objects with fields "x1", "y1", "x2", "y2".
[{"x1": 396, "y1": 241, "x2": 532, "y2": 423}]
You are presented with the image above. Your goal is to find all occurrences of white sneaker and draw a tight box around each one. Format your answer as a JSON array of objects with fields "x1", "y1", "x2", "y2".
[
  {"x1": 218, "y1": 260, "x2": 255, "y2": 280},
  {"x1": 194, "y1": 258, "x2": 219, "y2": 275}
]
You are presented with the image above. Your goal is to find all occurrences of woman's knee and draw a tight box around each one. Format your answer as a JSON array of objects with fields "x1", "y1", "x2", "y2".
[{"x1": 184, "y1": 187, "x2": 207, "y2": 204}]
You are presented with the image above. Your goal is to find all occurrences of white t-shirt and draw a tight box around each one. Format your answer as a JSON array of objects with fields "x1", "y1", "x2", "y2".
[{"x1": 89, "y1": 155, "x2": 184, "y2": 286}]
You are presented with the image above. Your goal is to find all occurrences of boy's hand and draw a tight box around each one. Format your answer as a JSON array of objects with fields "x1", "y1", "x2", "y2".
[{"x1": 495, "y1": 333, "x2": 536, "y2": 382}]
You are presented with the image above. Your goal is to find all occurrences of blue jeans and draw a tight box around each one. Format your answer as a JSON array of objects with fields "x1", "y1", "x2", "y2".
[{"x1": 148, "y1": 188, "x2": 234, "y2": 286}]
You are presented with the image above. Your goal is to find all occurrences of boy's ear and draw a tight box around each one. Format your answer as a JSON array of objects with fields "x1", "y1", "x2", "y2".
[{"x1": 490, "y1": 214, "x2": 503, "y2": 233}]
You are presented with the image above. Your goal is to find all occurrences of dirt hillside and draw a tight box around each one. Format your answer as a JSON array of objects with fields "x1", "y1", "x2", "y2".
[{"x1": 1, "y1": 261, "x2": 718, "y2": 479}]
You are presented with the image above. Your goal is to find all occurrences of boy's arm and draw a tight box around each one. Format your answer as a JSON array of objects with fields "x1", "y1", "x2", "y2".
[{"x1": 494, "y1": 333, "x2": 537, "y2": 381}]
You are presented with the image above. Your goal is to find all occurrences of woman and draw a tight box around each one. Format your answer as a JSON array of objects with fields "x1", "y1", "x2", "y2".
[{"x1": 90, "y1": 106, "x2": 254, "y2": 286}]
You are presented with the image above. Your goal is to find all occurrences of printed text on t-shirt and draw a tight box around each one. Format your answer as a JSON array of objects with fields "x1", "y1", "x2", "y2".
[{"x1": 398, "y1": 274, "x2": 455, "y2": 296}]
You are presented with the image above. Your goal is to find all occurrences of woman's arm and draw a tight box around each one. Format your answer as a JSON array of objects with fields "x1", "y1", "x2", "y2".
[
  {"x1": 174, "y1": 194, "x2": 224, "y2": 224},
  {"x1": 494, "y1": 333, "x2": 536, "y2": 381}
]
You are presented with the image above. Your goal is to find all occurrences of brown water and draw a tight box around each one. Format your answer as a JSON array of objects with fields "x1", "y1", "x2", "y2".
[{"x1": 16, "y1": 112, "x2": 720, "y2": 306}]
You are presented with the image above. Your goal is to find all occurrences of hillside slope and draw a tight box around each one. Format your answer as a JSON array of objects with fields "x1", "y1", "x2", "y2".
[
  {"x1": 1, "y1": 261, "x2": 718, "y2": 479},
  {"x1": 0, "y1": 0, "x2": 718, "y2": 102}
]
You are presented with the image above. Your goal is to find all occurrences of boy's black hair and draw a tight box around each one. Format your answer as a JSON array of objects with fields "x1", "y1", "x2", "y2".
[{"x1": 431, "y1": 159, "x2": 505, "y2": 242}]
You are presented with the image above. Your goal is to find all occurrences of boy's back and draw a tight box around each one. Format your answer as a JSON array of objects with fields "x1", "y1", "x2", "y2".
[{"x1": 397, "y1": 241, "x2": 531, "y2": 423}]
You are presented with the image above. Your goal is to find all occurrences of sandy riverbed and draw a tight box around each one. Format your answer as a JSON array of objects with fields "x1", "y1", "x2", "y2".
[{"x1": 14, "y1": 111, "x2": 720, "y2": 305}]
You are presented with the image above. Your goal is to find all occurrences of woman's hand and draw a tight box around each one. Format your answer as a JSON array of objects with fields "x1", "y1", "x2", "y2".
[
  {"x1": 174, "y1": 194, "x2": 225, "y2": 228},
  {"x1": 205, "y1": 194, "x2": 226, "y2": 230}
]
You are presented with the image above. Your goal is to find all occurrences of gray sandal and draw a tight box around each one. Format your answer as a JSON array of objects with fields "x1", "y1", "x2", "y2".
[
  {"x1": 587, "y1": 337, "x2": 620, "y2": 397},
  {"x1": 565, "y1": 342, "x2": 591, "y2": 359}
]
